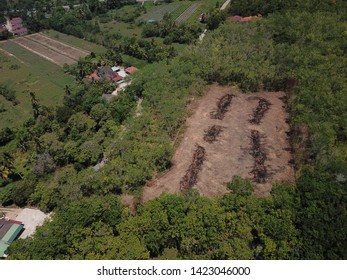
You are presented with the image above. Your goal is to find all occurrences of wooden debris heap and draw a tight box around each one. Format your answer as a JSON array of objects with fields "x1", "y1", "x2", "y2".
[
  {"x1": 249, "y1": 97, "x2": 271, "y2": 125},
  {"x1": 210, "y1": 94, "x2": 235, "y2": 120},
  {"x1": 180, "y1": 144, "x2": 206, "y2": 192},
  {"x1": 249, "y1": 130, "x2": 268, "y2": 183},
  {"x1": 203, "y1": 125, "x2": 224, "y2": 143}
]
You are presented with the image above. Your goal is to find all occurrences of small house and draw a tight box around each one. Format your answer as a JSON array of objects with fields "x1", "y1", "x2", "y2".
[
  {"x1": 5, "y1": 17, "x2": 28, "y2": 36},
  {"x1": 99, "y1": 66, "x2": 118, "y2": 81}
]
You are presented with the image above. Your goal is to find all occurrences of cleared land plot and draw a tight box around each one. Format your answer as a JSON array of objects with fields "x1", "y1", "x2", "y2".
[
  {"x1": 26, "y1": 33, "x2": 89, "y2": 60},
  {"x1": 12, "y1": 37, "x2": 76, "y2": 66},
  {"x1": 42, "y1": 30, "x2": 106, "y2": 54},
  {"x1": 143, "y1": 85, "x2": 295, "y2": 202},
  {"x1": 16, "y1": 208, "x2": 49, "y2": 239},
  {"x1": 175, "y1": 2, "x2": 201, "y2": 24}
]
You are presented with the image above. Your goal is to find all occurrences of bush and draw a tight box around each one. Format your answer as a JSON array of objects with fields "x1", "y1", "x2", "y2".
[
  {"x1": 9, "y1": 64, "x2": 19, "y2": 70},
  {"x1": 0, "y1": 84, "x2": 19, "y2": 105}
]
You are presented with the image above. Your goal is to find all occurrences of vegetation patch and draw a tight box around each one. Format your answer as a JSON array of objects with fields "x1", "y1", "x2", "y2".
[
  {"x1": 139, "y1": 2, "x2": 181, "y2": 22},
  {"x1": 0, "y1": 44, "x2": 73, "y2": 128}
]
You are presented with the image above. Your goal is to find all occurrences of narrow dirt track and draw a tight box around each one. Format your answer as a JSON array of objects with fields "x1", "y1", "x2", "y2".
[{"x1": 142, "y1": 85, "x2": 295, "y2": 202}]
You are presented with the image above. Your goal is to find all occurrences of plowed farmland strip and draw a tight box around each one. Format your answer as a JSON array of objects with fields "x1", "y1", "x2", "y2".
[
  {"x1": 12, "y1": 37, "x2": 76, "y2": 66},
  {"x1": 27, "y1": 33, "x2": 89, "y2": 60},
  {"x1": 175, "y1": 2, "x2": 201, "y2": 24}
]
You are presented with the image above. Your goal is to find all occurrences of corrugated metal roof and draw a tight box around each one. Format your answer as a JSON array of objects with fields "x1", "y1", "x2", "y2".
[
  {"x1": 0, "y1": 222, "x2": 12, "y2": 239},
  {"x1": 2, "y1": 224, "x2": 23, "y2": 242},
  {"x1": 0, "y1": 219, "x2": 23, "y2": 257},
  {"x1": 0, "y1": 241, "x2": 10, "y2": 257}
]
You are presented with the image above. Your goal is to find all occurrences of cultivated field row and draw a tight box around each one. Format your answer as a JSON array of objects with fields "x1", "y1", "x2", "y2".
[
  {"x1": 28, "y1": 33, "x2": 89, "y2": 59},
  {"x1": 175, "y1": 2, "x2": 201, "y2": 24},
  {"x1": 140, "y1": 3, "x2": 180, "y2": 21},
  {"x1": 11, "y1": 33, "x2": 89, "y2": 66}
]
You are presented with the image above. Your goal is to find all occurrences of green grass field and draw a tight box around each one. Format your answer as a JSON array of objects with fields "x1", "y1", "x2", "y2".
[
  {"x1": 140, "y1": 2, "x2": 179, "y2": 21},
  {"x1": 138, "y1": 1, "x2": 216, "y2": 24},
  {"x1": 169, "y1": 2, "x2": 192, "y2": 21},
  {"x1": 0, "y1": 43, "x2": 74, "y2": 129},
  {"x1": 100, "y1": 20, "x2": 142, "y2": 38},
  {"x1": 42, "y1": 30, "x2": 107, "y2": 54}
]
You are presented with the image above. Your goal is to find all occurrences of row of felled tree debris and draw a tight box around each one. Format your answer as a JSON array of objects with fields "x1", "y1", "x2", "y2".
[
  {"x1": 180, "y1": 94, "x2": 234, "y2": 192},
  {"x1": 248, "y1": 97, "x2": 271, "y2": 125},
  {"x1": 203, "y1": 125, "x2": 224, "y2": 143},
  {"x1": 210, "y1": 94, "x2": 235, "y2": 120},
  {"x1": 180, "y1": 144, "x2": 206, "y2": 192},
  {"x1": 249, "y1": 130, "x2": 268, "y2": 183}
]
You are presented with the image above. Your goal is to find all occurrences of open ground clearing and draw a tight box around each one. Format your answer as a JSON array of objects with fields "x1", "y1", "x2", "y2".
[
  {"x1": 143, "y1": 85, "x2": 295, "y2": 202},
  {"x1": 0, "y1": 208, "x2": 49, "y2": 239}
]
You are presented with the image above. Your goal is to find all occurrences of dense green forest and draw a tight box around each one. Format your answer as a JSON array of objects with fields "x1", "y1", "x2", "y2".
[{"x1": 1, "y1": 0, "x2": 346, "y2": 259}]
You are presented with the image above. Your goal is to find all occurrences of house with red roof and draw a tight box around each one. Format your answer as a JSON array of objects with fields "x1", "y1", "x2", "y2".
[
  {"x1": 5, "y1": 17, "x2": 28, "y2": 36},
  {"x1": 86, "y1": 70, "x2": 101, "y2": 81},
  {"x1": 125, "y1": 66, "x2": 138, "y2": 74},
  {"x1": 112, "y1": 75, "x2": 124, "y2": 83},
  {"x1": 87, "y1": 65, "x2": 139, "y2": 86}
]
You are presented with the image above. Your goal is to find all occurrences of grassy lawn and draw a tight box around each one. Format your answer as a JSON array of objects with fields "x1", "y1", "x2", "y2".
[
  {"x1": 169, "y1": 2, "x2": 192, "y2": 21},
  {"x1": 100, "y1": 20, "x2": 142, "y2": 38},
  {"x1": 0, "y1": 43, "x2": 74, "y2": 129},
  {"x1": 139, "y1": 1, "x2": 181, "y2": 22},
  {"x1": 42, "y1": 30, "x2": 107, "y2": 54},
  {"x1": 122, "y1": 54, "x2": 149, "y2": 69}
]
